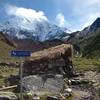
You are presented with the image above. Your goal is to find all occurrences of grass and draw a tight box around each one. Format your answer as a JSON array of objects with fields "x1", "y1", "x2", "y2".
[
  {"x1": 73, "y1": 57, "x2": 100, "y2": 72},
  {"x1": 0, "y1": 41, "x2": 14, "y2": 58},
  {"x1": 0, "y1": 40, "x2": 19, "y2": 86},
  {"x1": 0, "y1": 66, "x2": 19, "y2": 86},
  {"x1": 67, "y1": 95, "x2": 73, "y2": 100}
]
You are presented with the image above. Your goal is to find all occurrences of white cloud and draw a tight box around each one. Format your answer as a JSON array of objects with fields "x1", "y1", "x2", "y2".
[
  {"x1": 54, "y1": 0, "x2": 100, "y2": 30},
  {"x1": 55, "y1": 13, "x2": 68, "y2": 27},
  {"x1": 75, "y1": 0, "x2": 99, "y2": 6},
  {"x1": 5, "y1": 0, "x2": 100, "y2": 31},
  {"x1": 72, "y1": 0, "x2": 100, "y2": 30},
  {"x1": 6, "y1": 5, "x2": 48, "y2": 22}
]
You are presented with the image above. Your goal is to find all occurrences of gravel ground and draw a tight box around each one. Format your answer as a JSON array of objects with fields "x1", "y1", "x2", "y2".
[{"x1": 70, "y1": 71, "x2": 100, "y2": 100}]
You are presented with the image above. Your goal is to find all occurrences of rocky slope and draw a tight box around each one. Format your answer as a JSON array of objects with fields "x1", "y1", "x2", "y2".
[{"x1": 67, "y1": 18, "x2": 100, "y2": 58}]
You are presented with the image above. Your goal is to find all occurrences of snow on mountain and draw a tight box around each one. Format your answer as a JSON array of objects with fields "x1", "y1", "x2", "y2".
[{"x1": 0, "y1": 17, "x2": 70, "y2": 41}]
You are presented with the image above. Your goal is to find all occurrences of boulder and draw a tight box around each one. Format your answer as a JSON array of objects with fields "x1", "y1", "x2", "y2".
[
  {"x1": 22, "y1": 74, "x2": 64, "y2": 95},
  {"x1": 64, "y1": 88, "x2": 72, "y2": 94}
]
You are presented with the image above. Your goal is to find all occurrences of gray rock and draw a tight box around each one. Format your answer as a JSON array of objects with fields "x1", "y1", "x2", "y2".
[
  {"x1": 46, "y1": 96, "x2": 60, "y2": 100},
  {"x1": 22, "y1": 74, "x2": 64, "y2": 95}
]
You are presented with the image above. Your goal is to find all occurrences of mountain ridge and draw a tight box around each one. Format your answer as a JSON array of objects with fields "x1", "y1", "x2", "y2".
[
  {"x1": 67, "y1": 17, "x2": 100, "y2": 58},
  {"x1": 0, "y1": 17, "x2": 70, "y2": 41}
]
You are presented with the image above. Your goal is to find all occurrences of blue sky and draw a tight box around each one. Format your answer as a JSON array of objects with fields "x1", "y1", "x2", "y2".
[{"x1": 0, "y1": 0, "x2": 100, "y2": 31}]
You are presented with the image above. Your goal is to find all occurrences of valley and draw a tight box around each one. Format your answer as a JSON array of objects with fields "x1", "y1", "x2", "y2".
[{"x1": 0, "y1": 16, "x2": 100, "y2": 100}]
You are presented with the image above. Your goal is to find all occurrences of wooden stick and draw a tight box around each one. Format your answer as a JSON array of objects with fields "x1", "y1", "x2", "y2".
[{"x1": 0, "y1": 85, "x2": 17, "y2": 91}]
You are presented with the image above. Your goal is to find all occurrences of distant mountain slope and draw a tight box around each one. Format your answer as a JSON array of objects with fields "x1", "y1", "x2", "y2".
[
  {"x1": 0, "y1": 31, "x2": 65, "y2": 58},
  {"x1": 15, "y1": 38, "x2": 65, "y2": 51},
  {"x1": 79, "y1": 29, "x2": 100, "y2": 58},
  {"x1": 0, "y1": 32, "x2": 17, "y2": 47},
  {"x1": 0, "y1": 30, "x2": 66, "y2": 54},
  {"x1": 67, "y1": 18, "x2": 100, "y2": 58},
  {"x1": 0, "y1": 32, "x2": 15, "y2": 58},
  {"x1": 68, "y1": 17, "x2": 100, "y2": 40},
  {"x1": 90, "y1": 17, "x2": 100, "y2": 32},
  {"x1": 77, "y1": 17, "x2": 100, "y2": 38}
]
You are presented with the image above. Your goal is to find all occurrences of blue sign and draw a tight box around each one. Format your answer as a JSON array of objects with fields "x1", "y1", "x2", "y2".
[{"x1": 11, "y1": 50, "x2": 32, "y2": 57}]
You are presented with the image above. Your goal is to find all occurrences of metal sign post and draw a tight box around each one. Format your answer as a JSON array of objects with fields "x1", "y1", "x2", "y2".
[
  {"x1": 11, "y1": 50, "x2": 31, "y2": 100},
  {"x1": 20, "y1": 57, "x2": 23, "y2": 100}
]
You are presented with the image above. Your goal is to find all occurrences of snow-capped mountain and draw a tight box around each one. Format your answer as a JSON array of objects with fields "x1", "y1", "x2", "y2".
[{"x1": 0, "y1": 17, "x2": 70, "y2": 41}]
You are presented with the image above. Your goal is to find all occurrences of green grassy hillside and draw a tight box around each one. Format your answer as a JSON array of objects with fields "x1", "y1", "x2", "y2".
[
  {"x1": 73, "y1": 57, "x2": 100, "y2": 72},
  {"x1": 69, "y1": 29, "x2": 100, "y2": 58},
  {"x1": 79, "y1": 29, "x2": 100, "y2": 58},
  {"x1": 0, "y1": 32, "x2": 17, "y2": 61},
  {"x1": 0, "y1": 40, "x2": 14, "y2": 57}
]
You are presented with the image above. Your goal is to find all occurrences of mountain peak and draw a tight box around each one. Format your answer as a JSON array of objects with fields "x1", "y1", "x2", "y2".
[
  {"x1": 95, "y1": 17, "x2": 100, "y2": 21},
  {"x1": 90, "y1": 17, "x2": 100, "y2": 32},
  {"x1": 0, "y1": 17, "x2": 70, "y2": 41},
  {"x1": 92, "y1": 17, "x2": 100, "y2": 26}
]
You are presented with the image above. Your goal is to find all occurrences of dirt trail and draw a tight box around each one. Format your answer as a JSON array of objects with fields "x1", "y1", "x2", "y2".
[{"x1": 70, "y1": 71, "x2": 100, "y2": 100}]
